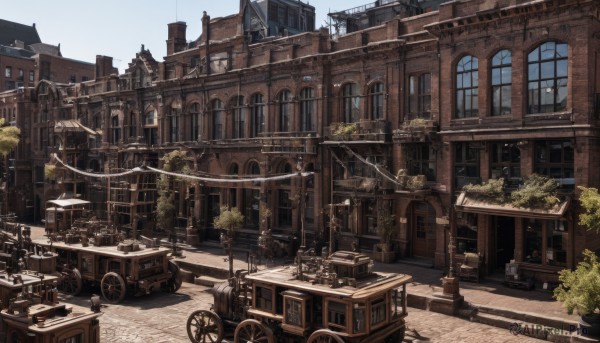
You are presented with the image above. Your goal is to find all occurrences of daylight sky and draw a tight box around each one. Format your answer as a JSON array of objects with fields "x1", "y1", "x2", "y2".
[{"x1": 2, "y1": 0, "x2": 373, "y2": 72}]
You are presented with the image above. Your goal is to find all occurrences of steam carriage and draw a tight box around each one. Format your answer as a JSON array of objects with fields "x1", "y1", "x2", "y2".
[
  {"x1": 187, "y1": 251, "x2": 412, "y2": 343},
  {"x1": 32, "y1": 230, "x2": 182, "y2": 304}
]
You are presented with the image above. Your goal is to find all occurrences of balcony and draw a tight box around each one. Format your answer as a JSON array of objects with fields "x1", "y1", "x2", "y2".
[
  {"x1": 259, "y1": 132, "x2": 318, "y2": 155},
  {"x1": 323, "y1": 120, "x2": 390, "y2": 143},
  {"x1": 392, "y1": 119, "x2": 438, "y2": 143},
  {"x1": 394, "y1": 174, "x2": 432, "y2": 197}
]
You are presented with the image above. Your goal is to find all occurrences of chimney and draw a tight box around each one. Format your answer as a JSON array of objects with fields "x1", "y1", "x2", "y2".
[
  {"x1": 95, "y1": 55, "x2": 114, "y2": 80},
  {"x1": 166, "y1": 22, "x2": 187, "y2": 56}
]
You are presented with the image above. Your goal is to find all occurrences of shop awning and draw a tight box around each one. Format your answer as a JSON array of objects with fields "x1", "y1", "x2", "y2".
[
  {"x1": 46, "y1": 199, "x2": 90, "y2": 208},
  {"x1": 454, "y1": 192, "x2": 570, "y2": 219},
  {"x1": 55, "y1": 120, "x2": 100, "y2": 136}
]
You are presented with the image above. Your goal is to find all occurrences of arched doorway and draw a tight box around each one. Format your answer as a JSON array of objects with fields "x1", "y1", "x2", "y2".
[{"x1": 410, "y1": 201, "x2": 436, "y2": 258}]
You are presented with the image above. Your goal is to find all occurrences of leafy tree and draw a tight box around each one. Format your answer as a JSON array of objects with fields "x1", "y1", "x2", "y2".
[
  {"x1": 554, "y1": 249, "x2": 600, "y2": 315},
  {"x1": 156, "y1": 150, "x2": 190, "y2": 236},
  {"x1": 579, "y1": 186, "x2": 600, "y2": 234},
  {"x1": 0, "y1": 119, "x2": 19, "y2": 214},
  {"x1": 213, "y1": 206, "x2": 244, "y2": 277}
]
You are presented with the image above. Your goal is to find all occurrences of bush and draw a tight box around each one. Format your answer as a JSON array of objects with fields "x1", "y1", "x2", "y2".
[
  {"x1": 510, "y1": 174, "x2": 559, "y2": 209},
  {"x1": 463, "y1": 178, "x2": 505, "y2": 204},
  {"x1": 554, "y1": 249, "x2": 600, "y2": 315},
  {"x1": 578, "y1": 186, "x2": 600, "y2": 234}
]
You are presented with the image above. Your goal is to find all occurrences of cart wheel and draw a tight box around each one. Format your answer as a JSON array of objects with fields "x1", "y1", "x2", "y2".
[
  {"x1": 384, "y1": 326, "x2": 406, "y2": 343},
  {"x1": 100, "y1": 272, "x2": 126, "y2": 303},
  {"x1": 307, "y1": 329, "x2": 345, "y2": 343},
  {"x1": 186, "y1": 310, "x2": 223, "y2": 343},
  {"x1": 163, "y1": 261, "x2": 182, "y2": 293},
  {"x1": 58, "y1": 267, "x2": 82, "y2": 296},
  {"x1": 234, "y1": 319, "x2": 274, "y2": 343}
]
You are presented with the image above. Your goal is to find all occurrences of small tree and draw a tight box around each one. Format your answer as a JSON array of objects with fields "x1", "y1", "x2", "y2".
[
  {"x1": 511, "y1": 174, "x2": 559, "y2": 209},
  {"x1": 553, "y1": 249, "x2": 600, "y2": 316},
  {"x1": 0, "y1": 119, "x2": 19, "y2": 215},
  {"x1": 213, "y1": 206, "x2": 244, "y2": 277},
  {"x1": 578, "y1": 186, "x2": 600, "y2": 234}
]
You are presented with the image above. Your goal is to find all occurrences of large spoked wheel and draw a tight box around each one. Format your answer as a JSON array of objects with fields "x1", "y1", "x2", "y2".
[
  {"x1": 58, "y1": 267, "x2": 82, "y2": 296},
  {"x1": 384, "y1": 326, "x2": 406, "y2": 343},
  {"x1": 101, "y1": 272, "x2": 126, "y2": 303},
  {"x1": 234, "y1": 319, "x2": 274, "y2": 343},
  {"x1": 307, "y1": 329, "x2": 345, "y2": 343},
  {"x1": 186, "y1": 310, "x2": 223, "y2": 343},
  {"x1": 163, "y1": 261, "x2": 182, "y2": 293}
]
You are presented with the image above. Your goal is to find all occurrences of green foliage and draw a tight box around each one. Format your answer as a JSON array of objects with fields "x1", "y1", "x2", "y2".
[
  {"x1": 331, "y1": 122, "x2": 359, "y2": 140},
  {"x1": 510, "y1": 174, "x2": 559, "y2": 209},
  {"x1": 406, "y1": 175, "x2": 427, "y2": 191},
  {"x1": 578, "y1": 186, "x2": 600, "y2": 234},
  {"x1": 213, "y1": 206, "x2": 244, "y2": 232},
  {"x1": 161, "y1": 150, "x2": 191, "y2": 175},
  {"x1": 406, "y1": 118, "x2": 427, "y2": 129},
  {"x1": 554, "y1": 249, "x2": 600, "y2": 315},
  {"x1": 0, "y1": 118, "x2": 20, "y2": 156},
  {"x1": 156, "y1": 175, "x2": 175, "y2": 230},
  {"x1": 377, "y1": 208, "x2": 396, "y2": 242},
  {"x1": 44, "y1": 164, "x2": 56, "y2": 180},
  {"x1": 463, "y1": 178, "x2": 505, "y2": 204}
]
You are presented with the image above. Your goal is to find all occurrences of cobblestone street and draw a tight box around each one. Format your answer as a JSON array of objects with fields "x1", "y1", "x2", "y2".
[{"x1": 59, "y1": 283, "x2": 545, "y2": 343}]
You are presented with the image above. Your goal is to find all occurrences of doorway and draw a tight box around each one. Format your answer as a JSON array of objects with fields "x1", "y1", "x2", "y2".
[
  {"x1": 411, "y1": 201, "x2": 436, "y2": 258},
  {"x1": 494, "y1": 216, "x2": 515, "y2": 269}
]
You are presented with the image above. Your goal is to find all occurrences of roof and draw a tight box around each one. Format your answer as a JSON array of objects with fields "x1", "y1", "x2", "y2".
[
  {"x1": 454, "y1": 192, "x2": 571, "y2": 219},
  {"x1": 32, "y1": 239, "x2": 172, "y2": 258},
  {"x1": 0, "y1": 19, "x2": 41, "y2": 49},
  {"x1": 29, "y1": 42, "x2": 61, "y2": 57},
  {"x1": 46, "y1": 199, "x2": 90, "y2": 208}
]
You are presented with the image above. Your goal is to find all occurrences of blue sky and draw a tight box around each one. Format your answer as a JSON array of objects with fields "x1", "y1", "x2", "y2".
[{"x1": 2, "y1": 0, "x2": 372, "y2": 72}]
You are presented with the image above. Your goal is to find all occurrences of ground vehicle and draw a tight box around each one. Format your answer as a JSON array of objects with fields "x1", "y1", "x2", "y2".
[
  {"x1": 186, "y1": 250, "x2": 412, "y2": 343},
  {"x1": 32, "y1": 227, "x2": 182, "y2": 303},
  {"x1": 0, "y1": 241, "x2": 102, "y2": 342}
]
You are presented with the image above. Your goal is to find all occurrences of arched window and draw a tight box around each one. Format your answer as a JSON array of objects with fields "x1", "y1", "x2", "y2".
[
  {"x1": 491, "y1": 50, "x2": 512, "y2": 116},
  {"x1": 527, "y1": 41, "x2": 568, "y2": 114},
  {"x1": 244, "y1": 161, "x2": 260, "y2": 229},
  {"x1": 143, "y1": 110, "x2": 157, "y2": 146},
  {"x1": 189, "y1": 102, "x2": 201, "y2": 141},
  {"x1": 250, "y1": 93, "x2": 264, "y2": 137},
  {"x1": 111, "y1": 115, "x2": 120, "y2": 145},
  {"x1": 231, "y1": 96, "x2": 245, "y2": 139},
  {"x1": 342, "y1": 83, "x2": 361, "y2": 123},
  {"x1": 129, "y1": 111, "x2": 136, "y2": 138},
  {"x1": 278, "y1": 163, "x2": 293, "y2": 227},
  {"x1": 369, "y1": 82, "x2": 384, "y2": 120},
  {"x1": 299, "y1": 87, "x2": 315, "y2": 132},
  {"x1": 455, "y1": 55, "x2": 478, "y2": 118},
  {"x1": 211, "y1": 99, "x2": 223, "y2": 140},
  {"x1": 169, "y1": 104, "x2": 180, "y2": 143},
  {"x1": 279, "y1": 90, "x2": 292, "y2": 132}
]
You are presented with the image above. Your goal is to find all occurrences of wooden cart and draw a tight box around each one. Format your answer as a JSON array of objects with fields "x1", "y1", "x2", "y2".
[
  {"x1": 32, "y1": 237, "x2": 182, "y2": 303},
  {"x1": 186, "y1": 251, "x2": 412, "y2": 343}
]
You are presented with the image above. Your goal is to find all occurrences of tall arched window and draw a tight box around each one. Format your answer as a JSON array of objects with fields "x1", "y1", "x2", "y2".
[
  {"x1": 211, "y1": 99, "x2": 223, "y2": 140},
  {"x1": 299, "y1": 87, "x2": 315, "y2": 132},
  {"x1": 169, "y1": 104, "x2": 180, "y2": 143},
  {"x1": 455, "y1": 55, "x2": 478, "y2": 118},
  {"x1": 369, "y1": 82, "x2": 384, "y2": 120},
  {"x1": 143, "y1": 110, "x2": 157, "y2": 146},
  {"x1": 491, "y1": 49, "x2": 512, "y2": 116},
  {"x1": 231, "y1": 96, "x2": 245, "y2": 139},
  {"x1": 279, "y1": 90, "x2": 292, "y2": 132},
  {"x1": 408, "y1": 74, "x2": 431, "y2": 119},
  {"x1": 129, "y1": 111, "x2": 136, "y2": 138},
  {"x1": 250, "y1": 93, "x2": 264, "y2": 138},
  {"x1": 278, "y1": 163, "x2": 293, "y2": 227},
  {"x1": 111, "y1": 115, "x2": 120, "y2": 145},
  {"x1": 189, "y1": 102, "x2": 201, "y2": 141},
  {"x1": 343, "y1": 83, "x2": 361, "y2": 123},
  {"x1": 528, "y1": 41, "x2": 568, "y2": 114}
]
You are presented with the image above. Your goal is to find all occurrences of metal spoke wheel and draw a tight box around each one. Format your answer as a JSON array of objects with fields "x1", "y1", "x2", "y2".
[
  {"x1": 58, "y1": 267, "x2": 82, "y2": 295},
  {"x1": 100, "y1": 272, "x2": 126, "y2": 303},
  {"x1": 163, "y1": 260, "x2": 182, "y2": 293},
  {"x1": 234, "y1": 319, "x2": 274, "y2": 343},
  {"x1": 307, "y1": 329, "x2": 345, "y2": 343},
  {"x1": 186, "y1": 310, "x2": 223, "y2": 343}
]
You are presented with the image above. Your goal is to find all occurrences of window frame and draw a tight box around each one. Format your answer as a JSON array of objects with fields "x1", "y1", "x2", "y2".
[
  {"x1": 299, "y1": 87, "x2": 315, "y2": 132},
  {"x1": 369, "y1": 82, "x2": 384, "y2": 120},
  {"x1": 491, "y1": 49, "x2": 512, "y2": 116},
  {"x1": 250, "y1": 93, "x2": 264, "y2": 137},
  {"x1": 279, "y1": 90, "x2": 292, "y2": 132},
  {"x1": 211, "y1": 99, "x2": 223, "y2": 140},
  {"x1": 342, "y1": 83, "x2": 361, "y2": 123},
  {"x1": 455, "y1": 56, "x2": 479, "y2": 118},
  {"x1": 527, "y1": 41, "x2": 568, "y2": 114}
]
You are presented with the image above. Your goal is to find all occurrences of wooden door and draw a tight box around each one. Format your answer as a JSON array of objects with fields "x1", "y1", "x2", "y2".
[{"x1": 411, "y1": 202, "x2": 436, "y2": 258}]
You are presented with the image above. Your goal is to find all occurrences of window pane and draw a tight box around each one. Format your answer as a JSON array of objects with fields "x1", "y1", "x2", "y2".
[
  {"x1": 528, "y1": 64, "x2": 539, "y2": 80},
  {"x1": 556, "y1": 43, "x2": 568, "y2": 58},
  {"x1": 540, "y1": 42, "x2": 556, "y2": 60},
  {"x1": 540, "y1": 61, "x2": 554, "y2": 79},
  {"x1": 501, "y1": 66, "x2": 512, "y2": 83},
  {"x1": 556, "y1": 60, "x2": 567, "y2": 78},
  {"x1": 492, "y1": 68, "x2": 501, "y2": 86}
]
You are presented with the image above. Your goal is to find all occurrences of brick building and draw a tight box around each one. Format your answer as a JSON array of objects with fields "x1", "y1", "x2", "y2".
[{"x1": 13, "y1": 0, "x2": 600, "y2": 284}]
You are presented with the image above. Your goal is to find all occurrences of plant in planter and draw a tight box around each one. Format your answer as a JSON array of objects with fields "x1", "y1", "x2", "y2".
[
  {"x1": 553, "y1": 249, "x2": 600, "y2": 338},
  {"x1": 331, "y1": 122, "x2": 359, "y2": 141},
  {"x1": 375, "y1": 208, "x2": 397, "y2": 263},
  {"x1": 462, "y1": 178, "x2": 505, "y2": 204},
  {"x1": 510, "y1": 174, "x2": 559, "y2": 209},
  {"x1": 213, "y1": 206, "x2": 244, "y2": 278}
]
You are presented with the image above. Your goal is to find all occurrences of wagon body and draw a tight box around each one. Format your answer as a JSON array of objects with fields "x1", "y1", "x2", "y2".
[{"x1": 32, "y1": 238, "x2": 181, "y2": 303}]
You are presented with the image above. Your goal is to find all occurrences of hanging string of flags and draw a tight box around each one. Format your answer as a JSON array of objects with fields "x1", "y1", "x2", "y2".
[{"x1": 51, "y1": 153, "x2": 314, "y2": 183}]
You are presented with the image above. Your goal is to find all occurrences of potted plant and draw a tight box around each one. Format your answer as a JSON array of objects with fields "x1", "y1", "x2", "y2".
[
  {"x1": 553, "y1": 249, "x2": 600, "y2": 338},
  {"x1": 374, "y1": 209, "x2": 397, "y2": 263},
  {"x1": 213, "y1": 206, "x2": 244, "y2": 278}
]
